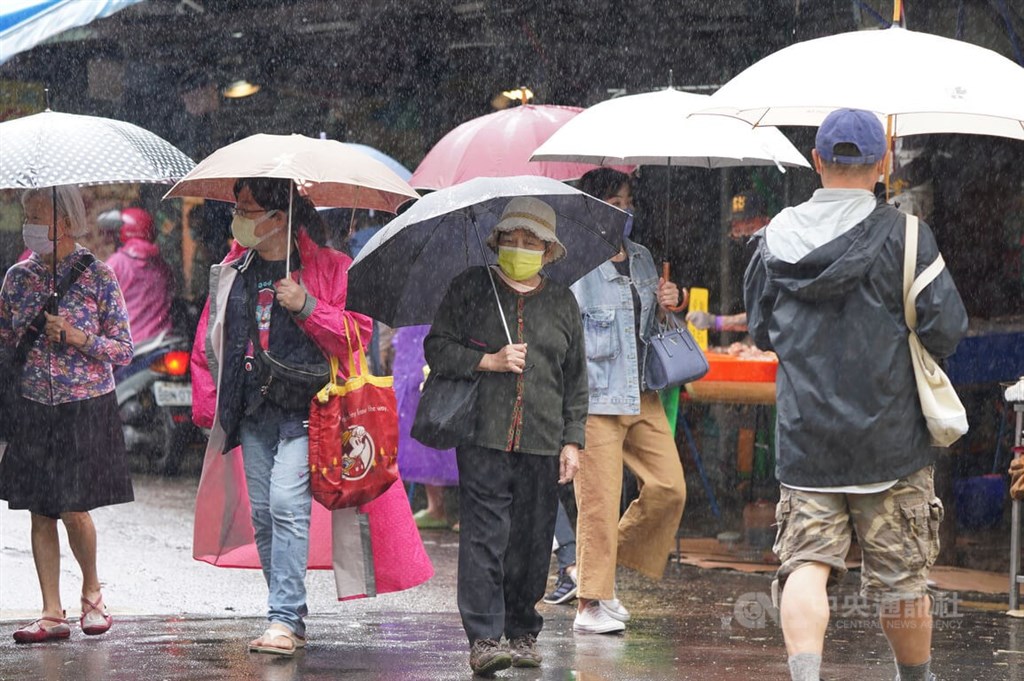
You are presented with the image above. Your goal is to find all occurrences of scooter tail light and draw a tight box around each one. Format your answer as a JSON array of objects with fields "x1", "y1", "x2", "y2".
[{"x1": 151, "y1": 351, "x2": 190, "y2": 377}]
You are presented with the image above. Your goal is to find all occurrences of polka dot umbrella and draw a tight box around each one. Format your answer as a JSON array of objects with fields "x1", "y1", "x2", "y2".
[
  {"x1": 0, "y1": 109, "x2": 196, "y2": 189},
  {"x1": 0, "y1": 109, "x2": 196, "y2": 354}
]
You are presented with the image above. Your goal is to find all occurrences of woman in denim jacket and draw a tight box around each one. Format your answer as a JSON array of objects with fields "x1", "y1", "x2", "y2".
[{"x1": 569, "y1": 169, "x2": 687, "y2": 634}]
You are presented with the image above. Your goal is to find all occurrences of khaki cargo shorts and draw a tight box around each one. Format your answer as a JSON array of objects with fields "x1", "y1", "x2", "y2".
[{"x1": 774, "y1": 465, "x2": 943, "y2": 602}]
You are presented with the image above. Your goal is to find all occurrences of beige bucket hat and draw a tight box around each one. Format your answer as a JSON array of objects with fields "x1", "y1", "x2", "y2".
[{"x1": 485, "y1": 196, "x2": 566, "y2": 263}]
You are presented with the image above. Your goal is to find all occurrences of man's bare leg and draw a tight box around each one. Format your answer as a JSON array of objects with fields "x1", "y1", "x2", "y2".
[
  {"x1": 780, "y1": 563, "x2": 831, "y2": 680},
  {"x1": 881, "y1": 595, "x2": 933, "y2": 680}
]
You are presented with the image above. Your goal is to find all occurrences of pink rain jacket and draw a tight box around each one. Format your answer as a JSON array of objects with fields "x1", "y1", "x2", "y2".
[
  {"x1": 190, "y1": 230, "x2": 433, "y2": 600},
  {"x1": 106, "y1": 239, "x2": 173, "y2": 343}
]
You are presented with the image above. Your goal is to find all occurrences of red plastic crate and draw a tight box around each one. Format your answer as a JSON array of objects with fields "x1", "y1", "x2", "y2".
[{"x1": 699, "y1": 352, "x2": 778, "y2": 383}]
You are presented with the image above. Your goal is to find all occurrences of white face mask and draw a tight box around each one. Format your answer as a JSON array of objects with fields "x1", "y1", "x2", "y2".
[
  {"x1": 23, "y1": 222, "x2": 55, "y2": 255},
  {"x1": 230, "y1": 210, "x2": 280, "y2": 248}
]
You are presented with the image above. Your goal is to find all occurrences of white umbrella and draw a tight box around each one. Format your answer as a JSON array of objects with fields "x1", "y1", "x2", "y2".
[
  {"x1": 698, "y1": 26, "x2": 1024, "y2": 140},
  {"x1": 0, "y1": 109, "x2": 195, "y2": 188},
  {"x1": 530, "y1": 88, "x2": 810, "y2": 169},
  {"x1": 531, "y1": 88, "x2": 810, "y2": 311}
]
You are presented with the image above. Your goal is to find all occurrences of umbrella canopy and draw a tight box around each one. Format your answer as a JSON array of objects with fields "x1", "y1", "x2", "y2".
[
  {"x1": 0, "y1": 0, "x2": 143, "y2": 65},
  {"x1": 699, "y1": 26, "x2": 1024, "y2": 140},
  {"x1": 531, "y1": 88, "x2": 810, "y2": 169},
  {"x1": 164, "y1": 133, "x2": 419, "y2": 213},
  {"x1": 345, "y1": 143, "x2": 412, "y2": 181},
  {"x1": 0, "y1": 110, "x2": 196, "y2": 188},
  {"x1": 409, "y1": 104, "x2": 627, "y2": 190},
  {"x1": 347, "y1": 175, "x2": 626, "y2": 327}
]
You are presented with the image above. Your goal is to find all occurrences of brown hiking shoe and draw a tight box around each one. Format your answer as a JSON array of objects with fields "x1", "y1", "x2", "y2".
[
  {"x1": 468, "y1": 638, "x2": 511, "y2": 677},
  {"x1": 508, "y1": 634, "x2": 541, "y2": 668}
]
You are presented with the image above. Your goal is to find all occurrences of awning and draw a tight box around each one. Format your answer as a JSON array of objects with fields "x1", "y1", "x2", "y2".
[{"x1": 0, "y1": 0, "x2": 144, "y2": 65}]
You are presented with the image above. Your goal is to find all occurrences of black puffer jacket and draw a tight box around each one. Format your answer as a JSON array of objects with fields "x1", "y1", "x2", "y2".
[{"x1": 744, "y1": 203, "x2": 968, "y2": 487}]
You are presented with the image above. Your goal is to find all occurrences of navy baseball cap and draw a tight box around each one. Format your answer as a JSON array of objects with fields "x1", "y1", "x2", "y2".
[{"x1": 815, "y1": 108, "x2": 887, "y2": 165}]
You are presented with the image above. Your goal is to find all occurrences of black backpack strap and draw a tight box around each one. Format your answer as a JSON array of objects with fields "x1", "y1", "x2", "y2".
[{"x1": 14, "y1": 253, "x2": 96, "y2": 364}]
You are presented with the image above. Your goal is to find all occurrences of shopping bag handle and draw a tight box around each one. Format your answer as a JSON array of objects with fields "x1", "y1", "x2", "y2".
[{"x1": 341, "y1": 315, "x2": 371, "y2": 379}]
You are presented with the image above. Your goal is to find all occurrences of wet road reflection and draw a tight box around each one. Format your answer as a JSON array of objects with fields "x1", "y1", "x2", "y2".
[{"x1": 0, "y1": 476, "x2": 1017, "y2": 679}]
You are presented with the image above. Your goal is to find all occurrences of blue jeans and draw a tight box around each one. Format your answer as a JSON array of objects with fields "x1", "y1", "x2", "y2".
[
  {"x1": 240, "y1": 412, "x2": 312, "y2": 637},
  {"x1": 553, "y1": 500, "x2": 576, "y2": 571}
]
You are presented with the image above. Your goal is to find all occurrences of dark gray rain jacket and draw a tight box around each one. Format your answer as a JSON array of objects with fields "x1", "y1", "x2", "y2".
[{"x1": 744, "y1": 202, "x2": 968, "y2": 487}]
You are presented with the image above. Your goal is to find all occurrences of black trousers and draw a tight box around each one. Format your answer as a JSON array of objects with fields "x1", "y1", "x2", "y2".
[{"x1": 456, "y1": 444, "x2": 560, "y2": 645}]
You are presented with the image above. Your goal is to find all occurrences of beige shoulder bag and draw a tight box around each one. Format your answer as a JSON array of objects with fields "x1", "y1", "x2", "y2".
[{"x1": 903, "y1": 214, "x2": 968, "y2": 447}]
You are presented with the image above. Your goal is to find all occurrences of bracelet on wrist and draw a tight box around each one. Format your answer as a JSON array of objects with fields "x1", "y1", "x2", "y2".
[{"x1": 714, "y1": 315, "x2": 723, "y2": 331}]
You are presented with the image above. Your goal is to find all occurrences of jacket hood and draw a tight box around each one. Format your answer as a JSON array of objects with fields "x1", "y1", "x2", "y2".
[
  {"x1": 753, "y1": 201, "x2": 902, "y2": 303},
  {"x1": 119, "y1": 238, "x2": 162, "y2": 260}
]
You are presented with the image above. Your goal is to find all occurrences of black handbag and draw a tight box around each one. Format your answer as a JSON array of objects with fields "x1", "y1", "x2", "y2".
[
  {"x1": 411, "y1": 267, "x2": 509, "y2": 450},
  {"x1": 250, "y1": 348, "x2": 331, "y2": 412},
  {"x1": 644, "y1": 314, "x2": 710, "y2": 391},
  {"x1": 411, "y1": 370, "x2": 479, "y2": 450}
]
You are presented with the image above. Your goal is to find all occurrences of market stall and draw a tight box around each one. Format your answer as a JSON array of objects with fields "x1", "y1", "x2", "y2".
[{"x1": 686, "y1": 347, "x2": 777, "y2": 405}]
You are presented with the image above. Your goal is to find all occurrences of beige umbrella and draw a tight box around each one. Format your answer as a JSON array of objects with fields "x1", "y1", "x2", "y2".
[
  {"x1": 165, "y1": 133, "x2": 420, "y2": 274},
  {"x1": 165, "y1": 133, "x2": 418, "y2": 211}
]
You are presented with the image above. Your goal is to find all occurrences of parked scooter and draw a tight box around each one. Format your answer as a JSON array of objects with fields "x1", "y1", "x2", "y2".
[{"x1": 115, "y1": 316, "x2": 198, "y2": 475}]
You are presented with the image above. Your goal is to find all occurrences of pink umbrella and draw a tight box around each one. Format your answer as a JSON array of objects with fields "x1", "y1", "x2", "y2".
[{"x1": 410, "y1": 104, "x2": 630, "y2": 190}]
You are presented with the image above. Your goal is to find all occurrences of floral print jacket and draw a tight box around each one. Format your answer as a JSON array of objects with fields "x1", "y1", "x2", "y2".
[{"x1": 0, "y1": 246, "x2": 133, "y2": 405}]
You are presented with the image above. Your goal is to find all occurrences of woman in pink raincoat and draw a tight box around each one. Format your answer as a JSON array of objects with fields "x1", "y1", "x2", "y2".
[
  {"x1": 190, "y1": 178, "x2": 432, "y2": 656},
  {"x1": 105, "y1": 207, "x2": 173, "y2": 344}
]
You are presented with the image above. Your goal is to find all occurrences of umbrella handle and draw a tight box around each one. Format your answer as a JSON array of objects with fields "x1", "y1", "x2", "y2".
[{"x1": 661, "y1": 262, "x2": 689, "y2": 312}]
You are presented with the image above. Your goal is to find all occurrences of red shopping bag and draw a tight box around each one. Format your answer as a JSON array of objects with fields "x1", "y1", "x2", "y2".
[{"x1": 307, "y1": 320, "x2": 399, "y2": 510}]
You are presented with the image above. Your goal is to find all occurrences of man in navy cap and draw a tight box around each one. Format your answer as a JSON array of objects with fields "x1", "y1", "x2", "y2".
[{"x1": 744, "y1": 109, "x2": 967, "y2": 681}]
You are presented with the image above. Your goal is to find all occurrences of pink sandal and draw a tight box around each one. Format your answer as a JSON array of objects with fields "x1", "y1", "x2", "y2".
[
  {"x1": 13, "y1": 614, "x2": 71, "y2": 643},
  {"x1": 80, "y1": 595, "x2": 112, "y2": 636}
]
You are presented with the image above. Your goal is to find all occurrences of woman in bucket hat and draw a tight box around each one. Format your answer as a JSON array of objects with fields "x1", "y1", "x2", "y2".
[{"x1": 424, "y1": 196, "x2": 588, "y2": 676}]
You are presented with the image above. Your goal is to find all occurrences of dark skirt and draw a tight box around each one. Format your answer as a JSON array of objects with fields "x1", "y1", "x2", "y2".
[{"x1": 0, "y1": 391, "x2": 134, "y2": 518}]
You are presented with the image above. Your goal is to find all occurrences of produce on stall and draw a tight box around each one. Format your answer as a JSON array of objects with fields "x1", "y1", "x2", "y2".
[{"x1": 686, "y1": 343, "x2": 777, "y2": 404}]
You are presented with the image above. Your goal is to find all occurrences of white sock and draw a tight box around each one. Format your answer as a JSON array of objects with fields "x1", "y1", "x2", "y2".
[{"x1": 788, "y1": 652, "x2": 821, "y2": 681}]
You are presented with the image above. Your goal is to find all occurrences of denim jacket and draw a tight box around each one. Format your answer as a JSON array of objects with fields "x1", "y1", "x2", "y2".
[{"x1": 570, "y1": 239, "x2": 659, "y2": 415}]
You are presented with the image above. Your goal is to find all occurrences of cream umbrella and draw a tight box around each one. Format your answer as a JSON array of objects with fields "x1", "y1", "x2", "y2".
[{"x1": 165, "y1": 133, "x2": 420, "y2": 275}]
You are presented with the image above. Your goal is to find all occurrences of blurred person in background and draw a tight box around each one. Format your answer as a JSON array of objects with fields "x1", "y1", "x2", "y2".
[
  {"x1": 392, "y1": 325, "x2": 459, "y2": 530},
  {"x1": 106, "y1": 208, "x2": 174, "y2": 344}
]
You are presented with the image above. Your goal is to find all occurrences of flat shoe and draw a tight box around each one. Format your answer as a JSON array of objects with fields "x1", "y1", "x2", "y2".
[
  {"x1": 80, "y1": 595, "x2": 113, "y2": 635},
  {"x1": 14, "y1": 615, "x2": 71, "y2": 643},
  {"x1": 249, "y1": 626, "x2": 306, "y2": 656},
  {"x1": 413, "y1": 509, "x2": 449, "y2": 529}
]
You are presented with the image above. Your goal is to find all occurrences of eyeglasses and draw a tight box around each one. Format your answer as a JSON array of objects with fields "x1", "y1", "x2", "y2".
[{"x1": 231, "y1": 206, "x2": 267, "y2": 218}]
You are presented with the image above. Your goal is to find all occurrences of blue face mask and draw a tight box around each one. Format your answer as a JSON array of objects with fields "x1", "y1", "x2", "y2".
[{"x1": 622, "y1": 209, "x2": 634, "y2": 239}]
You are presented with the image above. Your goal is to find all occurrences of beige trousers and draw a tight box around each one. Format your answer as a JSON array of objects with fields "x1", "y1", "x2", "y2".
[{"x1": 575, "y1": 392, "x2": 686, "y2": 599}]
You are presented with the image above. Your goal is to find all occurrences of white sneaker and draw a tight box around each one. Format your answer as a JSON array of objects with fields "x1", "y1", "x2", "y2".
[
  {"x1": 573, "y1": 601, "x2": 626, "y2": 634},
  {"x1": 599, "y1": 597, "x2": 631, "y2": 623}
]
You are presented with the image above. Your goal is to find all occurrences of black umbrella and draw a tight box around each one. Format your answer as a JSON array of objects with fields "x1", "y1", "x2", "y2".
[{"x1": 347, "y1": 175, "x2": 626, "y2": 328}]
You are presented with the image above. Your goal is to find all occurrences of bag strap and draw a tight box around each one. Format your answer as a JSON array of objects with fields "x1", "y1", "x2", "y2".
[
  {"x1": 341, "y1": 315, "x2": 370, "y2": 378},
  {"x1": 14, "y1": 253, "x2": 95, "y2": 364},
  {"x1": 902, "y1": 215, "x2": 946, "y2": 331},
  {"x1": 243, "y1": 267, "x2": 327, "y2": 369}
]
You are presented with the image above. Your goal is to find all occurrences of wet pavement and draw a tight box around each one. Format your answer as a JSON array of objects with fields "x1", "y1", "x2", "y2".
[{"x1": 0, "y1": 475, "x2": 1020, "y2": 680}]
